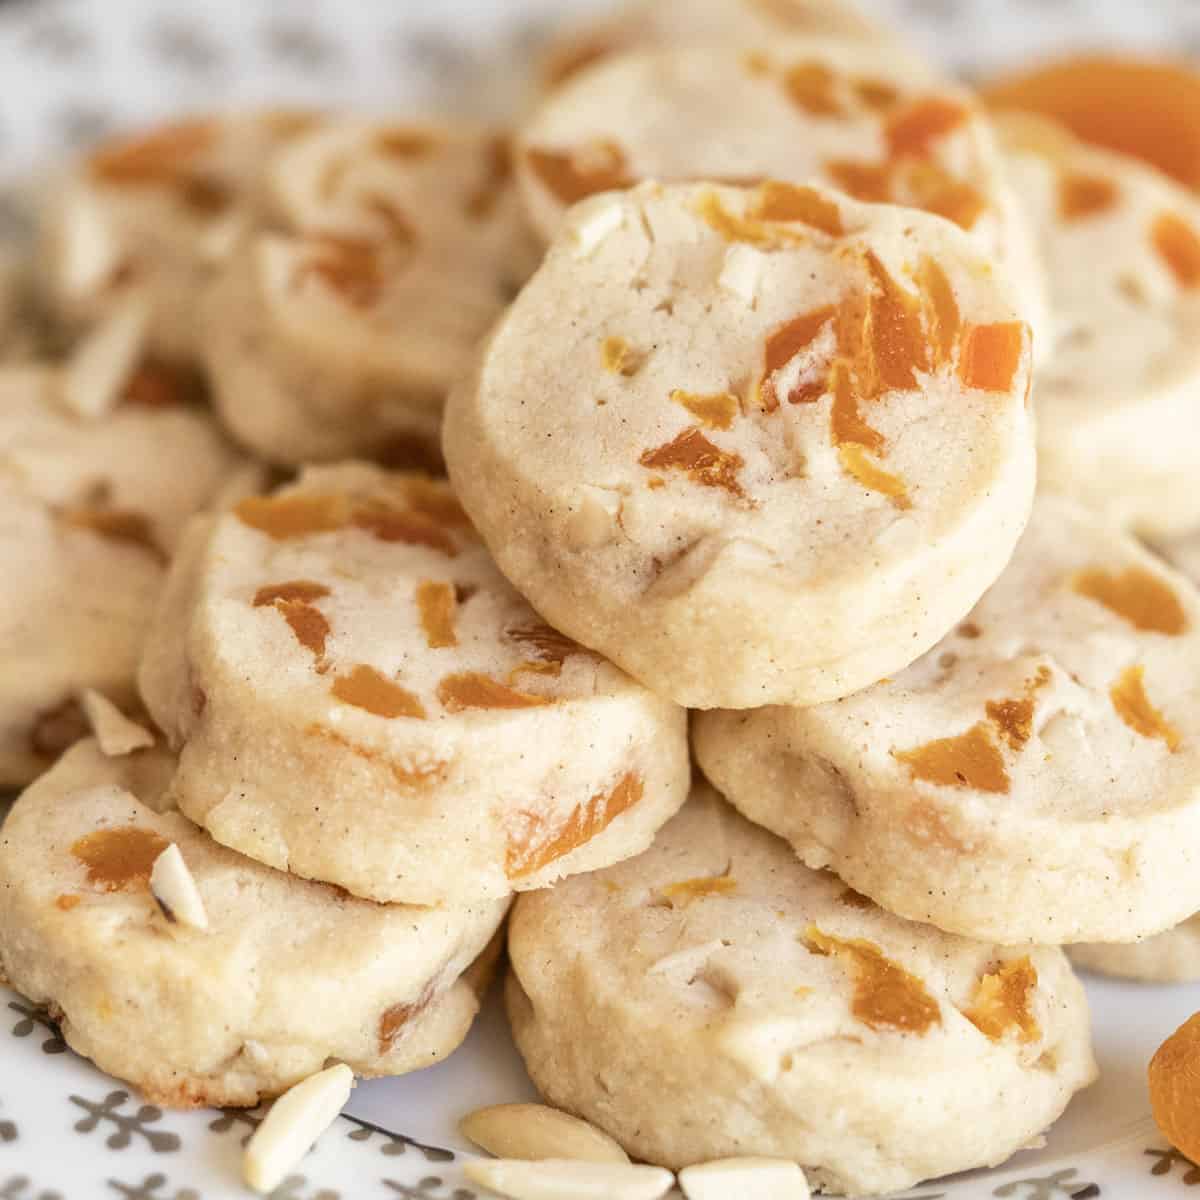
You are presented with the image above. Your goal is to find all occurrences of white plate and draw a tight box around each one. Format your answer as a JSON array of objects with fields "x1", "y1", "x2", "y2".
[{"x1": 2, "y1": 0, "x2": 1200, "y2": 1195}]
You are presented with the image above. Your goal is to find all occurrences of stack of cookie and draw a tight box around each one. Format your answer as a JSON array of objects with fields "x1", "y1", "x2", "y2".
[{"x1": 2, "y1": 0, "x2": 1200, "y2": 1193}]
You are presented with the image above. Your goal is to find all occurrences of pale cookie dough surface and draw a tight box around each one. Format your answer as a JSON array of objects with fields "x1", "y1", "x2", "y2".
[
  {"x1": 540, "y1": 0, "x2": 886, "y2": 91},
  {"x1": 203, "y1": 120, "x2": 540, "y2": 465},
  {"x1": 1071, "y1": 917, "x2": 1200, "y2": 983},
  {"x1": 999, "y1": 113, "x2": 1200, "y2": 537},
  {"x1": 0, "y1": 366, "x2": 246, "y2": 787},
  {"x1": 138, "y1": 463, "x2": 689, "y2": 906},
  {"x1": 445, "y1": 181, "x2": 1037, "y2": 709},
  {"x1": 694, "y1": 494, "x2": 1200, "y2": 944},
  {"x1": 0, "y1": 740, "x2": 508, "y2": 1107},
  {"x1": 40, "y1": 111, "x2": 320, "y2": 363},
  {"x1": 507, "y1": 785, "x2": 1096, "y2": 1196},
  {"x1": 517, "y1": 39, "x2": 1048, "y2": 349}
]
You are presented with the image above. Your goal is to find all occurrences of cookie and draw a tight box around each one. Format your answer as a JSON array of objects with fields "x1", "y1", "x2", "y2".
[
  {"x1": 541, "y1": 0, "x2": 886, "y2": 91},
  {"x1": 694, "y1": 493, "x2": 1200, "y2": 944},
  {"x1": 202, "y1": 121, "x2": 540, "y2": 466},
  {"x1": 0, "y1": 364, "x2": 248, "y2": 787},
  {"x1": 998, "y1": 113, "x2": 1200, "y2": 537},
  {"x1": 0, "y1": 738, "x2": 508, "y2": 1106},
  {"x1": 1070, "y1": 919, "x2": 1200, "y2": 983},
  {"x1": 40, "y1": 111, "x2": 320, "y2": 364},
  {"x1": 444, "y1": 181, "x2": 1036, "y2": 709},
  {"x1": 506, "y1": 784, "x2": 1096, "y2": 1196},
  {"x1": 516, "y1": 38, "x2": 1048, "y2": 351},
  {"x1": 138, "y1": 463, "x2": 689, "y2": 906}
]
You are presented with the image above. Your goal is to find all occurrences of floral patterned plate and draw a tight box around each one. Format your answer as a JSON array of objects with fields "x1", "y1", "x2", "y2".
[{"x1": 3, "y1": 0, "x2": 1200, "y2": 1195}]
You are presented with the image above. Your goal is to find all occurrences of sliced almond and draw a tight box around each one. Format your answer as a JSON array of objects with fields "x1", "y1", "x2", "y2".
[
  {"x1": 53, "y1": 183, "x2": 120, "y2": 298},
  {"x1": 718, "y1": 244, "x2": 765, "y2": 307},
  {"x1": 569, "y1": 197, "x2": 625, "y2": 258},
  {"x1": 460, "y1": 1104, "x2": 629, "y2": 1165},
  {"x1": 80, "y1": 689, "x2": 155, "y2": 757},
  {"x1": 464, "y1": 1159, "x2": 673, "y2": 1200},
  {"x1": 244, "y1": 1063, "x2": 353, "y2": 1194},
  {"x1": 60, "y1": 298, "x2": 149, "y2": 419},
  {"x1": 149, "y1": 843, "x2": 209, "y2": 931},
  {"x1": 679, "y1": 1157, "x2": 810, "y2": 1200}
]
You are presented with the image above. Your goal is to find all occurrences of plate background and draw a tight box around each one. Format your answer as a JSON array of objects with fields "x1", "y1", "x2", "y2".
[{"x1": 2, "y1": 0, "x2": 1200, "y2": 1196}]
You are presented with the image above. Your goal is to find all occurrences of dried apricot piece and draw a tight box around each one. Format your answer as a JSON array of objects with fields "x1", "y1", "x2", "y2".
[
  {"x1": 274, "y1": 600, "x2": 330, "y2": 658},
  {"x1": 1150, "y1": 1012, "x2": 1200, "y2": 1164},
  {"x1": 89, "y1": 118, "x2": 216, "y2": 184},
  {"x1": 378, "y1": 982, "x2": 436, "y2": 1052},
  {"x1": 964, "y1": 958, "x2": 1040, "y2": 1043},
  {"x1": 60, "y1": 507, "x2": 164, "y2": 562},
  {"x1": 525, "y1": 140, "x2": 631, "y2": 206},
  {"x1": 825, "y1": 159, "x2": 892, "y2": 204},
  {"x1": 865, "y1": 251, "x2": 930, "y2": 395},
  {"x1": 235, "y1": 493, "x2": 349, "y2": 540},
  {"x1": 122, "y1": 360, "x2": 200, "y2": 408},
  {"x1": 670, "y1": 389, "x2": 738, "y2": 431},
  {"x1": 1111, "y1": 664, "x2": 1181, "y2": 751},
  {"x1": 332, "y1": 665, "x2": 426, "y2": 719},
  {"x1": 904, "y1": 161, "x2": 989, "y2": 230},
  {"x1": 375, "y1": 127, "x2": 439, "y2": 159},
  {"x1": 660, "y1": 874, "x2": 737, "y2": 906},
  {"x1": 400, "y1": 478, "x2": 471, "y2": 527},
  {"x1": 806, "y1": 927, "x2": 941, "y2": 1034},
  {"x1": 855, "y1": 78, "x2": 901, "y2": 112},
  {"x1": 782, "y1": 62, "x2": 843, "y2": 117},
  {"x1": 602, "y1": 336, "x2": 642, "y2": 376},
  {"x1": 757, "y1": 306, "x2": 836, "y2": 412},
  {"x1": 298, "y1": 237, "x2": 384, "y2": 309},
  {"x1": 1073, "y1": 566, "x2": 1189, "y2": 635},
  {"x1": 71, "y1": 828, "x2": 169, "y2": 891},
  {"x1": 1059, "y1": 172, "x2": 1120, "y2": 220},
  {"x1": 895, "y1": 723, "x2": 1010, "y2": 793},
  {"x1": 506, "y1": 772, "x2": 643, "y2": 877},
  {"x1": 985, "y1": 697, "x2": 1035, "y2": 751},
  {"x1": 829, "y1": 361, "x2": 884, "y2": 454},
  {"x1": 837, "y1": 444, "x2": 910, "y2": 509},
  {"x1": 438, "y1": 673, "x2": 552, "y2": 713},
  {"x1": 957, "y1": 322, "x2": 1028, "y2": 393},
  {"x1": 639, "y1": 428, "x2": 745, "y2": 497},
  {"x1": 693, "y1": 190, "x2": 807, "y2": 250},
  {"x1": 1152, "y1": 212, "x2": 1200, "y2": 288},
  {"x1": 984, "y1": 55, "x2": 1200, "y2": 190},
  {"x1": 415, "y1": 580, "x2": 458, "y2": 649},
  {"x1": 751, "y1": 181, "x2": 844, "y2": 236},
  {"x1": 885, "y1": 97, "x2": 970, "y2": 159},
  {"x1": 252, "y1": 581, "x2": 331, "y2": 607},
  {"x1": 350, "y1": 504, "x2": 459, "y2": 556},
  {"x1": 916, "y1": 255, "x2": 960, "y2": 368}
]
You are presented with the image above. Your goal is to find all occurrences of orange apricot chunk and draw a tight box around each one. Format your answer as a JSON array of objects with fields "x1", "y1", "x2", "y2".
[
  {"x1": 895, "y1": 723, "x2": 1010, "y2": 793},
  {"x1": 984, "y1": 55, "x2": 1200, "y2": 190},
  {"x1": 438, "y1": 672, "x2": 551, "y2": 713},
  {"x1": 806, "y1": 927, "x2": 941, "y2": 1034},
  {"x1": 1073, "y1": 566, "x2": 1189, "y2": 635},
  {"x1": 1059, "y1": 172, "x2": 1120, "y2": 220},
  {"x1": 837, "y1": 444, "x2": 910, "y2": 509},
  {"x1": 757, "y1": 306, "x2": 836, "y2": 411},
  {"x1": 957, "y1": 322, "x2": 1028, "y2": 393},
  {"x1": 639, "y1": 428, "x2": 746, "y2": 497},
  {"x1": 661, "y1": 874, "x2": 737, "y2": 906},
  {"x1": 964, "y1": 957, "x2": 1040, "y2": 1044},
  {"x1": 830, "y1": 361, "x2": 884, "y2": 454},
  {"x1": 885, "y1": 97, "x2": 969, "y2": 159},
  {"x1": 415, "y1": 580, "x2": 458, "y2": 649},
  {"x1": 506, "y1": 772, "x2": 643, "y2": 877},
  {"x1": 60, "y1": 507, "x2": 164, "y2": 562},
  {"x1": 917, "y1": 255, "x2": 961, "y2": 368},
  {"x1": 235, "y1": 493, "x2": 348, "y2": 540},
  {"x1": 89, "y1": 118, "x2": 216, "y2": 184},
  {"x1": 1152, "y1": 212, "x2": 1200, "y2": 288},
  {"x1": 985, "y1": 697, "x2": 1035, "y2": 752},
  {"x1": 1151, "y1": 1012, "x2": 1200, "y2": 1164},
  {"x1": 71, "y1": 828, "x2": 168, "y2": 891},
  {"x1": 332, "y1": 665, "x2": 426, "y2": 719},
  {"x1": 865, "y1": 251, "x2": 930, "y2": 395},
  {"x1": 783, "y1": 61, "x2": 844, "y2": 117},
  {"x1": 670, "y1": 389, "x2": 738, "y2": 431},
  {"x1": 524, "y1": 140, "x2": 632, "y2": 206},
  {"x1": 751, "y1": 180, "x2": 844, "y2": 236},
  {"x1": 1111, "y1": 664, "x2": 1181, "y2": 751}
]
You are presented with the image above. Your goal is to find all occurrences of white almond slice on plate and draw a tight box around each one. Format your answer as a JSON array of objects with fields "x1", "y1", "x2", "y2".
[
  {"x1": 464, "y1": 1159, "x2": 674, "y2": 1200},
  {"x1": 80, "y1": 689, "x2": 155, "y2": 757},
  {"x1": 679, "y1": 1157, "x2": 811, "y2": 1200},
  {"x1": 60, "y1": 297, "x2": 149, "y2": 419},
  {"x1": 460, "y1": 1103, "x2": 629, "y2": 1164},
  {"x1": 244, "y1": 1063, "x2": 354, "y2": 1194},
  {"x1": 149, "y1": 843, "x2": 209, "y2": 931}
]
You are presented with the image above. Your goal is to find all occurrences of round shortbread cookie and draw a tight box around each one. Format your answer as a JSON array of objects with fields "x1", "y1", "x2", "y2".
[
  {"x1": 0, "y1": 365, "x2": 247, "y2": 787},
  {"x1": 202, "y1": 120, "x2": 540, "y2": 466},
  {"x1": 1070, "y1": 918, "x2": 1200, "y2": 983},
  {"x1": 506, "y1": 784, "x2": 1096, "y2": 1196},
  {"x1": 540, "y1": 0, "x2": 886, "y2": 91},
  {"x1": 138, "y1": 462, "x2": 689, "y2": 906},
  {"x1": 444, "y1": 181, "x2": 1036, "y2": 709},
  {"x1": 516, "y1": 39, "x2": 1048, "y2": 349},
  {"x1": 998, "y1": 113, "x2": 1200, "y2": 538},
  {"x1": 0, "y1": 739, "x2": 507, "y2": 1107},
  {"x1": 40, "y1": 111, "x2": 319, "y2": 364},
  {"x1": 694, "y1": 493, "x2": 1200, "y2": 944}
]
